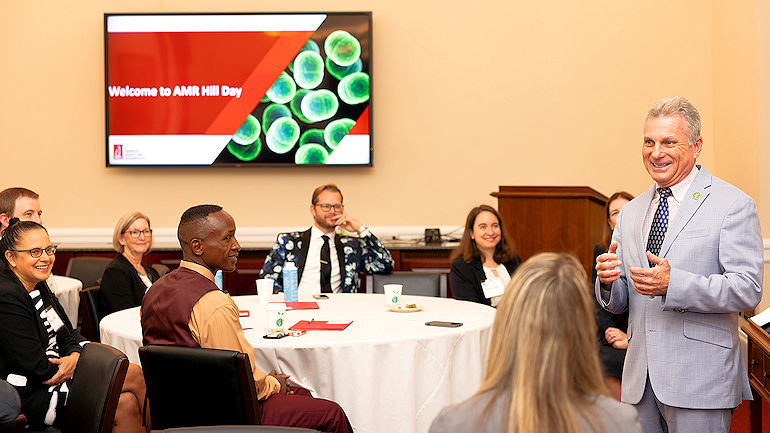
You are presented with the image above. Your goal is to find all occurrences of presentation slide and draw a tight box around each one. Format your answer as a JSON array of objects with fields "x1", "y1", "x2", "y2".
[{"x1": 106, "y1": 13, "x2": 371, "y2": 166}]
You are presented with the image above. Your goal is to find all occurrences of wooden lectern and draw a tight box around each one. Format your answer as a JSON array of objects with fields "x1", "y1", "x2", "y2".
[
  {"x1": 742, "y1": 319, "x2": 770, "y2": 433},
  {"x1": 491, "y1": 186, "x2": 608, "y2": 277}
]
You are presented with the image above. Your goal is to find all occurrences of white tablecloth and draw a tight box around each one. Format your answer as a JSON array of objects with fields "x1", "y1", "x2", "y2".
[
  {"x1": 100, "y1": 293, "x2": 495, "y2": 433},
  {"x1": 48, "y1": 275, "x2": 82, "y2": 325}
]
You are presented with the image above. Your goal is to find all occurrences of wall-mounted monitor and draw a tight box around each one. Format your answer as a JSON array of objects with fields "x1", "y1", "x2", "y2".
[{"x1": 105, "y1": 12, "x2": 372, "y2": 166}]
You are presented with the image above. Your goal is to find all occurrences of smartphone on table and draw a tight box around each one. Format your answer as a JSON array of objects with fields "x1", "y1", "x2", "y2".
[{"x1": 425, "y1": 321, "x2": 463, "y2": 328}]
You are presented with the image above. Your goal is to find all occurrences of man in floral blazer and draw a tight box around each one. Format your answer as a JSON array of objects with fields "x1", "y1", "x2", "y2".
[{"x1": 260, "y1": 184, "x2": 394, "y2": 294}]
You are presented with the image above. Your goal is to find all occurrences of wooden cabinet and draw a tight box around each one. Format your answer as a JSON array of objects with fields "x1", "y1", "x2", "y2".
[
  {"x1": 396, "y1": 248, "x2": 454, "y2": 270},
  {"x1": 742, "y1": 319, "x2": 770, "y2": 433},
  {"x1": 54, "y1": 245, "x2": 454, "y2": 297},
  {"x1": 223, "y1": 255, "x2": 267, "y2": 296},
  {"x1": 220, "y1": 246, "x2": 455, "y2": 296}
]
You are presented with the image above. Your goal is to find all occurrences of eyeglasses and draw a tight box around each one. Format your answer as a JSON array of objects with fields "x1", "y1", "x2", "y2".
[
  {"x1": 10, "y1": 245, "x2": 57, "y2": 258},
  {"x1": 315, "y1": 204, "x2": 344, "y2": 212},
  {"x1": 124, "y1": 229, "x2": 153, "y2": 238}
]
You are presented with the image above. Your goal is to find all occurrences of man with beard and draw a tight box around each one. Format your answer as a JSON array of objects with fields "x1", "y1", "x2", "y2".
[{"x1": 261, "y1": 184, "x2": 393, "y2": 296}]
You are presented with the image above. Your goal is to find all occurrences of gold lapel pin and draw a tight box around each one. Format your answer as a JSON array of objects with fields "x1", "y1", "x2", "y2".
[{"x1": 693, "y1": 192, "x2": 701, "y2": 199}]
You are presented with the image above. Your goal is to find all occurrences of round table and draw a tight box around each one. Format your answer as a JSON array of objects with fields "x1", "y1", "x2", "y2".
[
  {"x1": 48, "y1": 275, "x2": 82, "y2": 325},
  {"x1": 100, "y1": 293, "x2": 496, "y2": 433}
]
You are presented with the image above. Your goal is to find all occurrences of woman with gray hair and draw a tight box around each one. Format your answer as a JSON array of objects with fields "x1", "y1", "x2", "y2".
[{"x1": 100, "y1": 212, "x2": 160, "y2": 315}]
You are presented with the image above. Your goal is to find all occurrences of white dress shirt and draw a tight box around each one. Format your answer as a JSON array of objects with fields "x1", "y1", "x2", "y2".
[
  {"x1": 642, "y1": 165, "x2": 699, "y2": 249},
  {"x1": 138, "y1": 272, "x2": 153, "y2": 291},
  {"x1": 298, "y1": 225, "x2": 342, "y2": 297}
]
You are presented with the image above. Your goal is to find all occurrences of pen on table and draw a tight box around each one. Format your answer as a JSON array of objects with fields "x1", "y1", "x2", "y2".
[{"x1": 309, "y1": 318, "x2": 314, "y2": 323}]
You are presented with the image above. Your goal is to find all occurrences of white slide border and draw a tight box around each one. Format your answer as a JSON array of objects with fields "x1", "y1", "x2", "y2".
[{"x1": 107, "y1": 14, "x2": 326, "y2": 33}]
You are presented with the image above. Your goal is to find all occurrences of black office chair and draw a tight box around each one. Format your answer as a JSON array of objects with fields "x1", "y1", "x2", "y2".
[
  {"x1": 65, "y1": 257, "x2": 113, "y2": 289},
  {"x1": 0, "y1": 414, "x2": 26, "y2": 433},
  {"x1": 151, "y1": 263, "x2": 171, "y2": 277},
  {"x1": 80, "y1": 286, "x2": 105, "y2": 342},
  {"x1": 27, "y1": 343, "x2": 129, "y2": 433},
  {"x1": 62, "y1": 343, "x2": 128, "y2": 433},
  {"x1": 370, "y1": 271, "x2": 444, "y2": 297},
  {"x1": 139, "y1": 345, "x2": 261, "y2": 430},
  {"x1": 164, "y1": 427, "x2": 320, "y2": 433},
  {"x1": 0, "y1": 379, "x2": 23, "y2": 433}
]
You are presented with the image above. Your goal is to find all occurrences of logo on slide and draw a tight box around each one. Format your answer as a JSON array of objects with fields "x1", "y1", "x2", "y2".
[{"x1": 113, "y1": 144, "x2": 123, "y2": 160}]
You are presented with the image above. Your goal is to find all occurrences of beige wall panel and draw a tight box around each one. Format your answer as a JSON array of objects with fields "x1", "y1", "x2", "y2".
[
  {"x1": 711, "y1": 0, "x2": 759, "y2": 201},
  {"x1": 0, "y1": 0, "x2": 726, "y2": 230}
]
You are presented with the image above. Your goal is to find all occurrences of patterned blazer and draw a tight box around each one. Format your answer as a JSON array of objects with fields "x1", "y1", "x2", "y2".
[{"x1": 260, "y1": 228, "x2": 394, "y2": 293}]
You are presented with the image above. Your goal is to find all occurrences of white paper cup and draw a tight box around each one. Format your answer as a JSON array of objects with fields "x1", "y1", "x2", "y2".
[
  {"x1": 384, "y1": 284, "x2": 403, "y2": 306},
  {"x1": 256, "y1": 279, "x2": 274, "y2": 305},
  {"x1": 266, "y1": 303, "x2": 286, "y2": 332}
]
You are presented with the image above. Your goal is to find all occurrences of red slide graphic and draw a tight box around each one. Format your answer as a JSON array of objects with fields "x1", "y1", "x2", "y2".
[
  {"x1": 348, "y1": 106, "x2": 369, "y2": 135},
  {"x1": 108, "y1": 31, "x2": 312, "y2": 135}
]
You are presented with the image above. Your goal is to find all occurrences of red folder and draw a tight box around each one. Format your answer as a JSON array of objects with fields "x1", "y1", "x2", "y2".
[{"x1": 289, "y1": 320, "x2": 352, "y2": 331}]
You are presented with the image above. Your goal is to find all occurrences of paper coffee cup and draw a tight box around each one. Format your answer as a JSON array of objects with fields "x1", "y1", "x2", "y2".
[
  {"x1": 384, "y1": 284, "x2": 403, "y2": 306},
  {"x1": 266, "y1": 303, "x2": 286, "y2": 332},
  {"x1": 256, "y1": 279, "x2": 274, "y2": 305}
]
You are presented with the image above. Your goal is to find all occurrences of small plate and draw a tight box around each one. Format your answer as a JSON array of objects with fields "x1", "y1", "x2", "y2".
[{"x1": 388, "y1": 305, "x2": 424, "y2": 313}]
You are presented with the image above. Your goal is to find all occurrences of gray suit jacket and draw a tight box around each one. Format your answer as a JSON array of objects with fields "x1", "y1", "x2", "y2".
[{"x1": 596, "y1": 165, "x2": 763, "y2": 409}]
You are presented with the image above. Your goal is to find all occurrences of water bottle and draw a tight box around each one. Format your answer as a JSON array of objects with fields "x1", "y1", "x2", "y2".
[
  {"x1": 283, "y1": 262, "x2": 299, "y2": 302},
  {"x1": 214, "y1": 270, "x2": 223, "y2": 291}
]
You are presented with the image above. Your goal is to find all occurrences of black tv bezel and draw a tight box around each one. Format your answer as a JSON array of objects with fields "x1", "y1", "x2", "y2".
[{"x1": 104, "y1": 11, "x2": 373, "y2": 168}]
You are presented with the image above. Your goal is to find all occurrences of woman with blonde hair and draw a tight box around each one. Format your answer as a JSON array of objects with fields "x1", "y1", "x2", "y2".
[
  {"x1": 430, "y1": 253, "x2": 641, "y2": 433},
  {"x1": 100, "y1": 212, "x2": 160, "y2": 315}
]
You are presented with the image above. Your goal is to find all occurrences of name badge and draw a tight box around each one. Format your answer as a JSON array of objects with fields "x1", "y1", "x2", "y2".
[
  {"x1": 6, "y1": 373, "x2": 27, "y2": 387},
  {"x1": 44, "y1": 306, "x2": 65, "y2": 332},
  {"x1": 481, "y1": 278, "x2": 505, "y2": 299}
]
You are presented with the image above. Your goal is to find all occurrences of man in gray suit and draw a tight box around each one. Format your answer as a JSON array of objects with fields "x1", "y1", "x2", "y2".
[{"x1": 595, "y1": 96, "x2": 763, "y2": 433}]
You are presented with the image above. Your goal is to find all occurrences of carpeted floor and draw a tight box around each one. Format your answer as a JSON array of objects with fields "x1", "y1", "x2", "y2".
[{"x1": 730, "y1": 398, "x2": 769, "y2": 433}]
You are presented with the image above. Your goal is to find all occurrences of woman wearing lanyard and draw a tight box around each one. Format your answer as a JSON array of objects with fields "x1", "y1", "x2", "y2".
[
  {"x1": 449, "y1": 205, "x2": 521, "y2": 306},
  {"x1": 0, "y1": 219, "x2": 148, "y2": 431}
]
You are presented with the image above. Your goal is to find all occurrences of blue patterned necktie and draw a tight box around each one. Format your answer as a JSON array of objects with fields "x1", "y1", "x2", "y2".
[{"x1": 646, "y1": 187, "x2": 672, "y2": 266}]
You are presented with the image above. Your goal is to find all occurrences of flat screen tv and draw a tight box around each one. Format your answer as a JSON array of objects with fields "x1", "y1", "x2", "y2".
[{"x1": 105, "y1": 12, "x2": 372, "y2": 166}]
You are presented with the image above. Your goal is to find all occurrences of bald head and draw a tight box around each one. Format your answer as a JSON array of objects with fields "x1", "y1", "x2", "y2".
[{"x1": 176, "y1": 205, "x2": 240, "y2": 273}]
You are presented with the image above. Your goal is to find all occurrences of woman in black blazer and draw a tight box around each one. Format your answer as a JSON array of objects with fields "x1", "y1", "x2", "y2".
[
  {"x1": 449, "y1": 205, "x2": 521, "y2": 306},
  {"x1": 101, "y1": 212, "x2": 160, "y2": 315},
  {"x1": 0, "y1": 220, "x2": 148, "y2": 431},
  {"x1": 591, "y1": 191, "x2": 633, "y2": 401}
]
